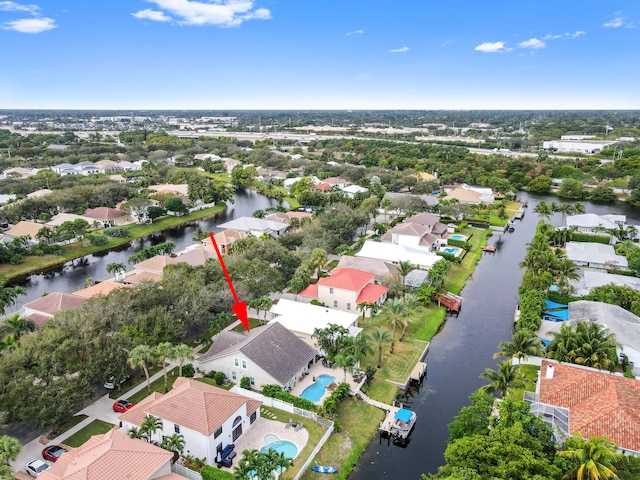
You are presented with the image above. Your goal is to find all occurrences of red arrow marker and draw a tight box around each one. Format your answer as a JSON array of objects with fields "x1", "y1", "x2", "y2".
[{"x1": 208, "y1": 231, "x2": 250, "y2": 332}]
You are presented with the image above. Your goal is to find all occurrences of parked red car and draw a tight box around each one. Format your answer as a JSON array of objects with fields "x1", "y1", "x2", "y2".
[
  {"x1": 42, "y1": 445, "x2": 67, "y2": 462},
  {"x1": 112, "y1": 399, "x2": 135, "y2": 413}
]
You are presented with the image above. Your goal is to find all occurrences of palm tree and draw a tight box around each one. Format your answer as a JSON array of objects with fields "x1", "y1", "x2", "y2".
[
  {"x1": 127, "y1": 344, "x2": 156, "y2": 393},
  {"x1": 140, "y1": 415, "x2": 164, "y2": 443},
  {"x1": 347, "y1": 332, "x2": 373, "y2": 365},
  {"x1": 0, "y1": 279, "x2": 26, "y2": 316},
  {"x1": 573, "y1": 202, "x2": 586, "y2": 214},
  {"x1": 555, "y1": 258, "x2": 580, "y2": 286},
  {"x1": 479, "y1": 361, "x2": 527, "y2": 398},
  {"x1": 156, "y1": 342, "x2": 174, "y2": 392},
  {"x1": 533, "y1": 201, "x2": 553, "y2": 221},
  {"x1": 0, "y1": 314, "x2": 35, "y2": 340},
  {"x1": 265, "y1": 449, "x2": 294, "y2": 480},
  {"x1": 547, "y1": 322, "x2": 619, "y2": 371},
  {"x1": 557, "y1": 433, "x2": 622, "y2": 480},
  {"x1": 381, "y1": 297, "x2": 406, "y2": 354},
  {"x1": 334, "y1": 352, "x2": 355, "y2": 382},
  {"x1": 397, "y1": 261, "x2": 414, "y2": 290},
  {"x1": 0, "y1": 435, "x2": 21, "y2": 465},
  {"x1": 127, "y1": 426, "x2": 145, "y2": 440},
  {"x1": 161, "y1": 433, "x2": 185, "y2": 458},
  {"x1": 106, "y1": 262, "x2": 127, "y2": 279},
  {"x1": 614, "y1": 239, "x2": 638, "y2": 257},
  {"x1": 494, "y1": 330, "x2": 544, "y2": 364},
  {"x1": 370, "y1": 328, "x2": 391, "y2": 368},
  {"x1": 398, "y1": 293, "x2": 419, "y2": 342},
  {"x1": 171, "y1": 344, "x2": 194, "y2": 377},
  {"x1": 0, "y1": 334, "x2": 17, "y2": 353}
]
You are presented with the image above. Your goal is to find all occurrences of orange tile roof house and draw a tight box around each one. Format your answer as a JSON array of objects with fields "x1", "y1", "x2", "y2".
[
  {"x1": 200, "y1": 229, "x2": 248, "y2": 254},
  {"x1": 83, "y1": 206, "x2": 129, "y2": 226},
  {"x1": 529, "y1": 359, "x2": 640, "y2": 454},
  {"x1": 119, "y1": 377, "x2": 262, "y2": 465},
  {"x1": 73, "y1": 280, "x2": 130, "y2": 299},
  {"x1": 23, "y1": 292, "x2": 87, "y2": 327},
  {"x1": 197, "y1": 322, "x2": 316, "y2": 391},
  {"x1": 5, "y1": 221, "x2": 49, "y2": 239},
  {"x1": 38, "y1": 429, "x2": 178, "y2": 480},
  {"x1": 299, "y1": 268, "x2": 388, "y2": 317}
]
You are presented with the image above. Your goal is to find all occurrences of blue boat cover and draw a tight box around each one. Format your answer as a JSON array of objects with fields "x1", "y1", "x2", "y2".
[
  {"x1": 395, "y1": 409, "x2": 413, "y2": 422},
  {"x1": 543, "y1": 309, "x2": 569, "y2": 320},
  {"x1": 544, "y1": 299, "x2": 568, "y2": 310}
]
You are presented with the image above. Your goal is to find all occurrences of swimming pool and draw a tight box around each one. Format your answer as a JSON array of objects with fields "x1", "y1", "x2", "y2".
[
  {"x1": 300, "y1": 374, "x2": 335, "y2": 402},
  {"x1": 449, "y1": 234, "x2": 468, "y2": 241},
  {"x1": 440, "y1": 246, "x2": 463, "y2": 257},
  {"x1": 261, "y1": 434, "x2": 299, "y2": 459}
]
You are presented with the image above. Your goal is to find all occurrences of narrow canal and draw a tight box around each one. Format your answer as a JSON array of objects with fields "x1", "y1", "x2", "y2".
[
  {"x1": 350, "y1": 193, "x2": 640, "y2": 479},
  {"x1": 7, "y1": 189, "x2": 281, "y2": 309}
]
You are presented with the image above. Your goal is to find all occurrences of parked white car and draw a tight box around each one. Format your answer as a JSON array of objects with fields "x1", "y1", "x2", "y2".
[{"x1": 26, "y1": 459, "x2": 49, "y2": 477}]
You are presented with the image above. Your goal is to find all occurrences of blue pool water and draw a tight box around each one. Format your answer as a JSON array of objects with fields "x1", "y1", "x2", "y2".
[
  {"x1": 443, "y1": 247, "x2": 458, "y2": 254},
  {"x1": 450, "y1": 234, "x2": 467, "y2": 241},
  {"x1": 300, "y1": 374, "x2": 335, "y2": 402},
  {"x1": 261, "y1": 434, "x2": 299, "y2": 459}
]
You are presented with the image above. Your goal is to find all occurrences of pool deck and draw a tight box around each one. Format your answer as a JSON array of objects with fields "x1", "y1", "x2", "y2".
[
  {"x1": 228, "y1": 416, "x2": 309, "y2": 471},
  {"x1": 289, "y1": 361, "x2": 362, "y2": 405}
]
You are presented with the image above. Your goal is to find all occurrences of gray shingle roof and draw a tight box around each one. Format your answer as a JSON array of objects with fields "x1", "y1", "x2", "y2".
[{"x1": 199, "y1": 323, "x2": 315, "y2": 385}]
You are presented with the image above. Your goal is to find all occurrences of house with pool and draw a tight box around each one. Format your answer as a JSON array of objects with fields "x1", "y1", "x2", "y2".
[
  {"x1": 298, "y1": 268, "x2": 388, "y2": 317},
  {"x1": 118, "y1": 377, "x2": 262, "y2": 465},
  {"x1": 196, "y1": 322, "x2": 316, "y2": 391}
]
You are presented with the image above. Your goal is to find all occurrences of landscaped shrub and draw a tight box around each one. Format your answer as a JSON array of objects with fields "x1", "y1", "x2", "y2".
[
  {"x1": 214, "y1": 372, "x2": 225, "y2": 385},
  {"x1": 9, "y1": 253, "x2": 23, "y2": 265},
  {"x1": 182, "y1": 363, "x2": 195, "y2": 377},
  {"x1": 240, "y1": 377, "x2": 251, "y2": 389},
  {"x1": 310, "y1": 299, "x2": 324, "y2": 307},
  {"x1": 103, "y1": 227, "x2": 130, "y2": 237},
  {"x1": 89, "y1": 234, "x2": 109, "y2": 246},
  {"x1": 261, "y1": 384, "x2": 317, "y2": 411},
  {"x1": 201, "y1": 465, "x2": 234, "y2": 480},
  {"x1": 205, "y1": 370, "x2": 217, "y2": 379},
  {"x1": 569, "y1": 232, "x2": 610, "y2": 244},
  {"x1": 436, "y1": 252, "x2": 461, "y2": 263},
  {"x1": 322, "y1": 382, "x2": 351, "y2": 415}
]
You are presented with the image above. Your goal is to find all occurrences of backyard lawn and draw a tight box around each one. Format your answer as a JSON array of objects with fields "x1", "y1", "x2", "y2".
[{"x1": 62, "y1": 420, "x2": 115, "y2": 448}]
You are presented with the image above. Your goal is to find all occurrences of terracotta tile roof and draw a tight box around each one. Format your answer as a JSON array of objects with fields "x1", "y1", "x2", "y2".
[
  {"x1": 118, "y1": 392, "x2": 165, "y2": 427},
  {"x1": 134, "y1": 255, "x2": 173, "y2": 274},
  {"x1": 5, "y1": 221, "x2": 48, "y2": 238},
  {"x1": 285, "y1": 211, "x2": 313, "y2": 220},
  {"x1": 121, "y1": 377, "x2": 262, "y2": 436},
  {"x1": 405, "y1": 212, "x2": 441, "y2": 226},
  {"x1": 322, "y1": 177, "x2": 347, "y2": 185},
  {"x1": 24, "y1": 292, "x2": 87, "y2": 316},
  {"x1": 387, "y1": 223, "x2": 431, "y2": 238},
  {"x1": 199, "y1": 323, "x2": 316, "y2": 385},
  {"x1": 38, "y1": 429, "x2": 173, "y2": 480},
  {"x1": 317, "y1": 268, "x2": 375, "y2": 292},
  {"x1": 123, "y1": 271, "x2": 163, "y2": 285},
  {"x1": 315, "y1": 182, "x2": 332, "y2": 191},
  {"x1": 299, "y1": 284, "x2": 319, "y2": 298},
  {"x1": 335, "y1": 256, "x2": 399, "y2": 281},
  {"x1": 83, "y1": 207, "x2": 125, "y2": 220},
  {"x1": 208, "y1": 229, "x2": 247, "y2": 248},
  {"x1": 26, "y1": 313, "x2": 52, "y2": 329},
  {"x1": 356, "y1": 283, "x2": 388, "y2": 304},
  {"x1": 73, "y1": 280, "x2": 129, "y2": 299},
  {"x1": 539, "y1": 360, "x2": 640, "y2": 452},
  {"x1": 171, "y1": 249, "x2": 217, "y2": 267}
]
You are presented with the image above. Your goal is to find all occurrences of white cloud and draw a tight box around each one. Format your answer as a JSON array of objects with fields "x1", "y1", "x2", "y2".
[
  {"x1": 0, "y1": 1, "x2": 38, "y2": 13},
  {"x1": 132, "y1": 8, "x2": 172, "y2": 22},
  {"x1": 346, "y1": 29, "x2": 363, "y2": 36},
  {"x1": 518, "y1": 38, "x2": 545, "y2": 49},
  {"x1": 441, "y1": 40, "x2": 454, "y2": 47},
  {"x1": 542, "y1": 33, "x2": 562, "y2": 40},
  {"x1": 604, "y1": 12, "x2": 625, "y2": 28},
  {"x1": 389, "y1": 46, "x2": 409, "y2": 53},
  {"x1": 566, "y1": 30, "x2": 586, "y2": 38},
  {"x1": 2, "y1": 16, "x2": 55, "y2": 33},
  {"x1": 140, "y1": 0, "x2": 271, "y2": 27},
  {"x1": 474, "y1": 41, "x2": 506, "y2": 53}
]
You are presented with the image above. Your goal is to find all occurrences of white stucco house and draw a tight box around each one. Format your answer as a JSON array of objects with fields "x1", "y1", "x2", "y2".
[
  {"x1": 216, "y1": 217, "x2": 289, "y2": 237},
  {"x1": 565, "y1": 242, "x2": 628, "y2": 270},
  {"x1": 356, "y1": 240, "x2": 444, "y2": 269},
  {"x1": 196, "y1": 322, "x2": 316, "y2": 391},
  {"x1": 118, "y1": 377, "x2": 262, "y2": 465}
]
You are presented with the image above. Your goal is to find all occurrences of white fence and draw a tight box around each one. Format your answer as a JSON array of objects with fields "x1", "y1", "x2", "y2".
[{"x1": 172, "y1": 464, "x2": 203, "y2": 480}]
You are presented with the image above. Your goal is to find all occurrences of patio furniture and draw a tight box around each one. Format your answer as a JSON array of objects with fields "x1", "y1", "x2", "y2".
[
  {"x1": 294, "y1": 422, "x2": 304, "y2": 431},
  {"x1": 285, "y1": 418, "x2": 293, "y2": 429}
]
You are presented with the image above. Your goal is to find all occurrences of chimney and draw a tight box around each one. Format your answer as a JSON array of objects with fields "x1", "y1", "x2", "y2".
[{"x1": 545, "y1": 365, "x2": 554, "y2": 379}]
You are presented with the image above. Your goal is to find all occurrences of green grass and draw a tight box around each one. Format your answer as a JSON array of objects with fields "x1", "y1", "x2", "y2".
[
  {"x1": 125, "y1": 366, "x2": 180, "y2": 403},
  {"x1": 195, "y1": 377, "x2": 235, "y2": 390},
  {"x1": 108, "y1": 363, "x2": 165, "y2": 399},
  {"x1": 62, "y1": 419, "x2": 115, "y2": 447},
  {"x1": 233, "y1": 318, "x2": 264, "y2": 331},
  {"x1": 47, "y1": 414, "x2": 88, "y2": 440},
  {"x1": 511, "y1": 364, "x2": 540, "y2": 401}
]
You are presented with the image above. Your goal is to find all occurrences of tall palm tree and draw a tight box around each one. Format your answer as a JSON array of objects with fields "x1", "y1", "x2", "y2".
[
  {"x1": 128, "y1": 344, "x2": 156, "y2": 393},
  {"x1": 557, "y1": 433, "x2": 622, "y2": 480},
  {"x1": 106, "y1": 262, "x2": 127, "y2": 279},
  {"x1": 555, "y1": 258, "x2": 581, "y2": 287},
  {"x1": 494, "y1": 330, "x2": 544, "y2": 364},
  {"x1": 0, "y1": 435, "x2": 21, "y2": 465},
  {"x1": 547, "y1": 322, "x2": 619, "y2": 371},
  {"x1": 127, "y1": 426, "x2": 145, "y2": 440},
  {"x1": 156, "y1": 342, "x2": 174, "y2": 392},
  {"x1": 171, "y1": 344, "x2": 194, "y2": 377},
  {"x1": 265, "y1": 449, "x2": 294, "y2": 480},
  {"x1": 140, "y1": 415, "x2": 164, "y2": 443},
  {"x1": 614, "y1": 239, "x2": 638, "y2": 257},
  {"x1": 381, "y1": 297, "x2": 406, "y2": 354},
  {"x1": 0, "y1": 279, "x2": 26, "y2": 316},
  {"x1": 0, "y1": 334, "x2": 16, "y2": 353},
  {"x1": 161, "y1": 433, "x2": 185, "y2": 459},
  {"x1": 573, "y1": 202, "x2": 586, "y2": 214},
  {"x1": 0, "y1": 314, "x2": 35, "y2": 340},
  {"x1": 533, "y1": 201, "x2": 553, "y2": 221},
  {"x1": 370, "y1": 328, "x2": 391, "y2": 369},
  {"x1": 479, "y1": 361, "x2": 527, "y2": 398},
  {"x1": 397, "y1": 261, "x2": 414, "y2": 290}
]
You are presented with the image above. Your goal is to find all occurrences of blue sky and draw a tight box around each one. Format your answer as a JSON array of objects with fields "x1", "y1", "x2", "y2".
[{"x1": 1, "y1": 1, "x2": 639, "y2": 110}]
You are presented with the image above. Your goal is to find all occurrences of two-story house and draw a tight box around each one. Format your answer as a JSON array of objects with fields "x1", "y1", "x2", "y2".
[
  {"x1": 196, "y1": 322, "x2": 316, "y2": 391},
  {"x1": 299, "y1": 268, "x2": 388, "y2": 316},
  {"x1": 119, "y1": 377, "x2": 262, "y2": 465}
]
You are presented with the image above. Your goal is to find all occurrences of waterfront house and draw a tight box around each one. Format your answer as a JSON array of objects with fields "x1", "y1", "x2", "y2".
[
  {"x1": 298, "y1": 268, "x2": 387, "y2": 316},
  {"x1": 38, "y1": 429, "x2": 178, "y2": 480},
  {"x1": 5, "y1": 221, "x2": 48, "y2": 239},
  {"x1": 528, "y1": 359, "x2": 640, "y2": 455},
  {"x1": 23, "y1": 292, "x2": 87, "y2": 328},
  {"x1": 565, "y1": 242, "x2": 628, "y2": 270},
  {"x1": 83, "y1": 207, "x2": 129, "y2": 227},
  {"x1": 356, "y1": 240, "x2": 443, "y2": 269},
  {"x1": 119, "y1": 377, "x2": 261, "y2": 465},
  {"x1": 197, "y1": 322, "x2": 315, "y2": 391},
  {"x1": 443, "y1": 184, "x2": 495, "y2": 204},
  {"x1": 335, "y1": 256, "x2": 399, "y2": 283},
  {"x1": 217, "y1": 217, "x2": 289, "y2": 237},
  {"x1": 200, "y1": 229, "x2": 248, "y2": 254},
  {"x1": 269, "y1": 299, "x2": 361, "y2": 349},
  {"x1": 73, "y1": 280, "x2": 130, "y2": 299},
  {"x1": 570, "y1": 268, "x2": 640, "y2": 296}
]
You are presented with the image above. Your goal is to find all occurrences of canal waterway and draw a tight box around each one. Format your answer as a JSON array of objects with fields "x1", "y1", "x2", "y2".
[
  {"x1": 350, "y1": 192, "x2": 640, "y2": 479},
  {"x1": 7, "y1": 189, "x2": 280, "y2": 309}
]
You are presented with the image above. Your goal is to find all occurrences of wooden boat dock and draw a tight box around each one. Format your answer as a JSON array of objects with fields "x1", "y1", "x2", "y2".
[
  {"x1": 410, "y1": 361, "x2": 427, "y2": 382},
  {"x1": 514, "y1": 208, "x2": 525, "y2": 220},
  {"x1": 482, "y1": 245, "x2": 496, "y2": 253},
  {"x1": 435, "y1": 292, "x2": 463, "y2": 313}
]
